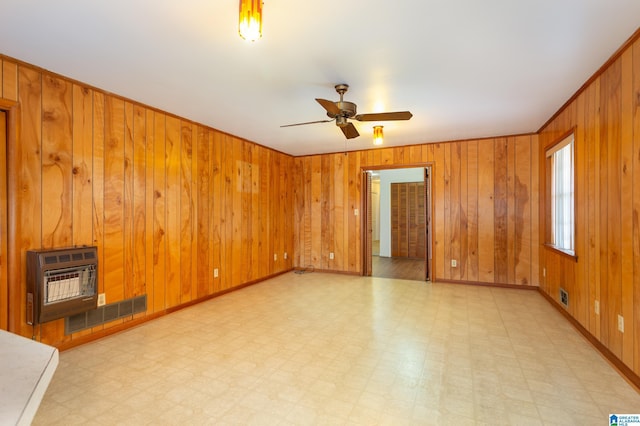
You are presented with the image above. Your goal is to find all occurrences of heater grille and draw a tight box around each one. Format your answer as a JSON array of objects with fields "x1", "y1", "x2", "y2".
[{"x1": 65, "y1": 295, "x2": 147, "y2": 334}]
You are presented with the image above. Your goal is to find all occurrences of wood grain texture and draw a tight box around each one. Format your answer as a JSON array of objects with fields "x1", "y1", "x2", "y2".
[
  {"x1": 540, "y1": 37, "x2": 640, "y2": 377},
  {"x1": 4, "y1": 57, "x2": 296, "y2": 343},
  {"x1": 2, "y1": 61, "x2": 17, "y2": 101},
  {"x1": 633, "y1": 37, "x2": 640, "y2": 375}
]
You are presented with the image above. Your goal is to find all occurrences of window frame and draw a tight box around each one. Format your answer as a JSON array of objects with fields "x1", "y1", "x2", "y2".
[{"x1": 544, "y1": 130, "x2": 577, "y2": 260}]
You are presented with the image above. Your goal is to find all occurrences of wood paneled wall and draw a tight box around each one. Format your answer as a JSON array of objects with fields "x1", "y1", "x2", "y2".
[
  {"x1": 293, "y1": 136, "x2": 540, "y2": 286},
  {"x1": 539, "y1": 35, "x2": 640, "y2": 377},
  {"x1": 0, "y1": 56, "x2": 294, "y2": 346}
]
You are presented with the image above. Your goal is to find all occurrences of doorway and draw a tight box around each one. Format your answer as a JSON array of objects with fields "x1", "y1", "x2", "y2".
[
  {"x1": 363, "y1": 166, "x2": 432, "y2": 281},
  {"x1": 0, "y1": 110, "x2": 7, "y2": 330}
]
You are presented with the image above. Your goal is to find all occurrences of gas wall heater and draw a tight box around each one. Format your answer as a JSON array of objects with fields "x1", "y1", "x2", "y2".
[{"x1": 27, "y1": 246, "x2": 98, "y2": 325}]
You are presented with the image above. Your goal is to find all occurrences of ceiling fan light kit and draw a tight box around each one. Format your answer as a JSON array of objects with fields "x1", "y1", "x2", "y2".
[
  {"x1": 239, "y1": 0, "x2": 262, "y2": 41},
  {"x1": 281, "y1": 84, "x2": 413, "y2": 141},
  {"x1": 373, "y1": 125, "x2": 384, "y2": 145}
]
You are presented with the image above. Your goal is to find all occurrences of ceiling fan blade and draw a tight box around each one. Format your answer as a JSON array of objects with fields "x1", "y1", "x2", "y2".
[
  {"x1": 340, "y1": 122, "x2": 360, "y2": 139},
  {"x1": 280, "y1": 119, "x2": 333, "y2": 128},
  {"x1": 354, "y1": 111, "x2": 413, "y2": 121},
  {"x1": 316, "y1": 98, "x2": 341, "y2": 116}
]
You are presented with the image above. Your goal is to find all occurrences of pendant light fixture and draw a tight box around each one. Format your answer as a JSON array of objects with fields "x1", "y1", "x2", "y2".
[
  {"x1": 239, "y1": 0, "x2": 263, "y2": 42},
  {"x1": 373, "y1": 125, "x2": 384, "y2": 145}
]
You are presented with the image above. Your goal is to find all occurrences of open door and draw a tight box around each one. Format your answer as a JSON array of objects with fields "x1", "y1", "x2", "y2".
[
  {"x1": 362, "y1": 171, "x2": 372, "y2": 276},
  {"x1": 424, "y1": 167, "x2": 431, "y2": 281}
]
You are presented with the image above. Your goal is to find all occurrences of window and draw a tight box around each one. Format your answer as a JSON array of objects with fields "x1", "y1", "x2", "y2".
[{"x1": 545, "y1": 133, "x2": 574, "y2": 255}]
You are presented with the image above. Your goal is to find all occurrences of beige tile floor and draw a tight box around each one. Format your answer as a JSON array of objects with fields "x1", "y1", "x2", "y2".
[{"x1": 33, "y1": 272, "x2": 640, "y2": 425}]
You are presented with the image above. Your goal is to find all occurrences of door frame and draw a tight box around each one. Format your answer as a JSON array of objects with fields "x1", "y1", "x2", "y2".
[
  {"x1": 361, "y1": 162, "x2": 434, "y2": 281},
  {"x1": 0, "y1": 99, "x2": 19, "y2": 331}
]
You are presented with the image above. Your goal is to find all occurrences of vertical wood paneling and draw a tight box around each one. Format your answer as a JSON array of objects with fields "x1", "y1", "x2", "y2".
[
  {"x1": 540, "y1": 37, "x2": 640, "y2": 378},
  {"x1": 211, "y1": 131, "x2": 222, "y2": 293},
  {"x1": 42, "y1": 75, "x2": 73, "y2": 249},
  {"x1": 515, "y1": 137, "x2": 531, "y2": 285},
  {"x1": 180, "y1": 121, "x2": 194, "y2": 303},
  {"x1": 152, "y1": 112, "x2": 166, "y2": 312},
  {"x1": 530, "y1": 135, "x2": 540, "y2": 288},
  {"x1": 40, "y1": 74, "x2": 74, "y2": 345},
  {"x1": 585, "y1": 80, "x2": 601, "y2": 338},
  {"x1": 631, "y1": 38, "x2": 640, "y2": 373},
  {"x1": 144, "y1": 109, "x2": 155, "y2": 311},
  {"x1": 620, "y1": 49, "x2": 635, "y2": 366},
  {"x1": 92, "y1": 91, "x2": 105, "y2": 315},
  {"x1": 104, "y1": 97, "x2": 125, "y2": 308},
  {"x1": 459, "y1": 142, "x2": 468, "y2": 280},
  {"x1": 132, "y1": 105, "x2": 147, "y2": 299},
  {"x1": 164, "y1": 116, "x2": 181, "y2": 306},
  {"x1": 2, "y1": 61, "x2": 17, "y2": 101},
  {"x1": 196, "y1": 126, "x2": 211, "y2": 298},
  {"x1": 494, "y1": 138, "x2": 508, "y2": 284},
  {"x1": 633, "y1": 38, "x2": 640, "y2": 375},
  {"x1": 5, "y1": 58, "x2": 296, "y2": 344},
  {"x1": 467, "y1": 140, "x2": 479, "y2": 281},
  {"x1": 72, "y1": 85, "x2": 93, "y2": 247},
  {"x1": 333, "y1": 154, "x2": 345, "y2": 271},
  {"x1": 433, "y1": 144, "x2": 446, "y2": 281},
  {"x1": 123, "y1": 102, "x2": 134, "y2": 302},
  {"x1": 295, "y1": 135, "x2": 536, "y2": 286},
  {"x1": 605, "y1": 59, "x2": 623, "y2": 358},
  {"x1": 477, "y1": 139, "x2": 495, "y2": 283},
  {"x1": 449, "y1": 142, "x2": 461, "y2": 281}
]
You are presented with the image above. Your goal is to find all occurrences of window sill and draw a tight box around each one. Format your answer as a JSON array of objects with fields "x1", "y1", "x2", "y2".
[{"x1": 544, "y1": 244, "x2": 578, "y2": 262}]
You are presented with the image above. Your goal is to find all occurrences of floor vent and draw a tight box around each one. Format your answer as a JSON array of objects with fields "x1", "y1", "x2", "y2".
[
  {"x1": 65, "y1": 295, "x2": 147, "y2": 335},
  {"x1": 559, "y1": 288, "x2": 569, "y2": 308}
]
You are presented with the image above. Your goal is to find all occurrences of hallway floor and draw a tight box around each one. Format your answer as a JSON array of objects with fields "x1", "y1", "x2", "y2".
[{"x1": 34, "y1": 273, "x2": 640, "y2": 425}]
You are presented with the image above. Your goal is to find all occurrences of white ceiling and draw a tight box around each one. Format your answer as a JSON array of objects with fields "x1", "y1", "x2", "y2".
[{"x1": 1, "y1": 1, "x2": 639, "y2": 156}]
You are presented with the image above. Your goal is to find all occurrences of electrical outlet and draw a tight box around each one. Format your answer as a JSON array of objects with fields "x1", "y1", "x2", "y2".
[
  {"x1": 284, "y1": 252, "x2": 288, "y2": 260},
  {"x1": 97, "y1": 293, "x2": 106, "y2": 307},
  {"x1": 214, "y1": 268, "x2": 219, "y2": 278},
  {"x1": 354, "y1": 208, "x2": 359, "y2": 216},
  {"x1": 594, "y1": 300, "x2": 599, "y2": 315},
  {"x1": 274, "y1": 254, "x2": 277, "y2": 261},
  {"x1": 618, "y1": 315, "x2": 624, "y2": 333},
  {"x1": 451, "y1": 259, "x2": 457, "y2": 267},
  {"x1": 329, "y1": 252, "x2": 334, "y2": 260}
]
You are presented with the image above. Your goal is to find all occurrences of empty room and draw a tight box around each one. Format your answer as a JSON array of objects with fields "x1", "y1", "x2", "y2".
[{"x1": 1, "y1": 1, "x2": 640, "y2": 424}]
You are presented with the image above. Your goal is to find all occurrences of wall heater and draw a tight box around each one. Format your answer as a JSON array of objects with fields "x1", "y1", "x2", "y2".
[{"x1": 26, "y1": 246, "x2": 98, "y2": 325}]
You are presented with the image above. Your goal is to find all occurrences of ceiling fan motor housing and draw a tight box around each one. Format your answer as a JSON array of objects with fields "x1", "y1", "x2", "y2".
[{"x1": 327, "y1": 101, "x2": 357, "y2": 124}]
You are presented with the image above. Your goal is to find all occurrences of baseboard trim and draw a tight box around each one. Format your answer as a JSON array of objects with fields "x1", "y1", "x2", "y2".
[{"x1": 435, "y1": 278, "x2": 539, "y2": 290}]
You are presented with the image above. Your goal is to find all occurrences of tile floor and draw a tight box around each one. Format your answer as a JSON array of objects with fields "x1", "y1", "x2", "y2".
[{"x1": 33, "y1": 272, "x2": 640, "y2": 425}]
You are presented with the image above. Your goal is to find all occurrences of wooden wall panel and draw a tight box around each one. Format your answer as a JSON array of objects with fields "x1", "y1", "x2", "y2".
[
  {"x1": 196, "y1": 126, "x2": 211, "y2": 298},
  {"x1": 477, "y1": 139, "x2": 495, "y2": 283},
  {"x1": 123, "y1": 102, "x2": 134, "y2": 303},
  {"x1": 72, "y1": 85, "x2": 93, "y2": 247},
  {"x1": 132, "y1": 105, "x2": 147, "y2": 299},
  {"x1": 294, "y1": 134, "x2": 538, "y2": 286},
  {"x1": 91, "y1": 92, "x2": 105, "y2": 322},
  {"x1": 2, "y1": 61, "x2": 17, "y2": 101},
  {"x1": 3, "y1": 57, "x2": 295, "y2": 345},
  {"x1": 181, "y1": 121, "x2": 194, "y2": 303},
  {"x1": 466, "y1": 140, "x2": 479, "y2": 281},
  {"x1": 540, "y1": 36, "x2": 640, "y2": 378},
  {"x1": 633, "y1": 38, "x2": 640, "y2": 375}
]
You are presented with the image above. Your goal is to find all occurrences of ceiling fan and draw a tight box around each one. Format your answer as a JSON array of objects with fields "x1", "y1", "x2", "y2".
[{"x1": 281, "y1": 84, "x2": 413, "y2": 139}]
